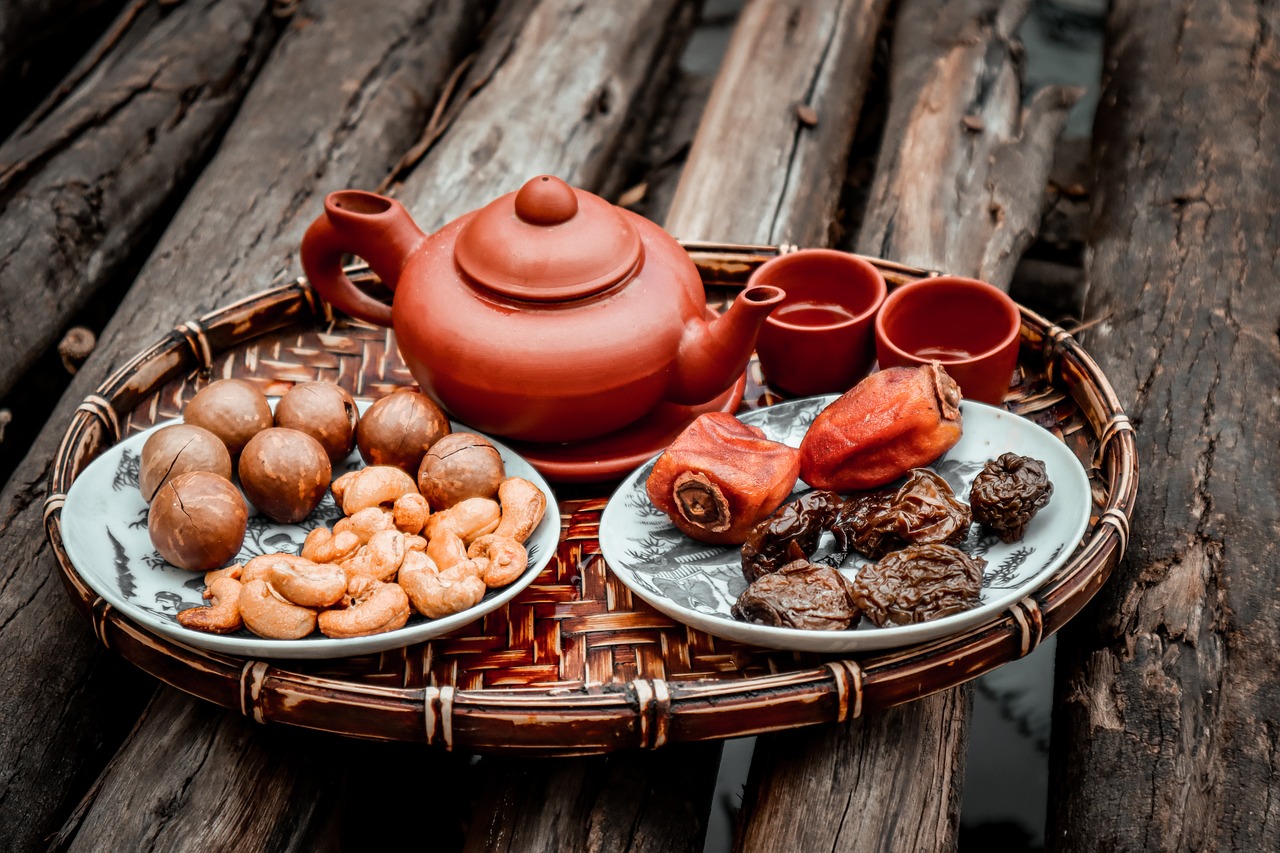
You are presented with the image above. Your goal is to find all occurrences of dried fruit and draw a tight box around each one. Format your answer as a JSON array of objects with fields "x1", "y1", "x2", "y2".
[
  {"x1": 740, "y1": 489, "x2": 842, "y2": 582},
  {"x1": 969, "y1": 452, "x2": 1053, "y2": 542},
  {"x1": 830, "y1": 489, "x2": 895, "y2": 561},
  {"x1": 833, "y1": 468, "x2": 971, "y2": 559},
  {"x1": 798, "y1": 363, "x2": 963, "y2": 491},
  {"x1": 731, "y1": 558, "x2": 860, "y2": 630},
  {"x1": 645, "y1": 412, "x2": 801, "y2": 545},
  {"x1": 850, "y1": 543, "x2": 985, "y2": 627}
]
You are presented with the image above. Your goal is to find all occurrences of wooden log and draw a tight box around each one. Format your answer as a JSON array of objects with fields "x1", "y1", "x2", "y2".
[
  {"x1": 0, "y1": 1, "x2": 483, "y2": 849},
  {"x1": 50, "y1": 689, "x2": 345, "y2": 852},
  {"x1": 0, "y1": 0, "x2": 282, "y2": 401},
  {"x1": 1050, "y1": 2, "x2": 1280, "y2": 849},
  {"x1": 733, "y1": 2, "x2": 1077, "y2": 850},
  {"x1": 856, "y1": 0, "x2": 1083, "y2": 287},
  {"x1": 391, "y1": 0, "x2": 700, "y2": 231},
  {"x1": 663, "y1": 0, "x2": 892, "y2": 247},
  {"x1": 462, "y1": 746, "x2": 724, "y2": 853}
]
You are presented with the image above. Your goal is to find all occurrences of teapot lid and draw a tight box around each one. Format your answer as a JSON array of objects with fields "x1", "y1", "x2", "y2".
[{"x1": 454, "y1": 175, "x2": 643, "y2": 302}]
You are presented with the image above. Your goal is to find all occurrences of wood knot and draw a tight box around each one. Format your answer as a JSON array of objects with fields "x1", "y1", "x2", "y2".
[{"x1": 58, "y1": 326, "x2": 96, "y2": 374}]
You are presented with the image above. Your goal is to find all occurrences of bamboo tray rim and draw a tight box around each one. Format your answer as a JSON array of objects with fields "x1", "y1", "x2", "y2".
[{"x1": 42, "y1": 243, "x2": 1139, "y2": 753}]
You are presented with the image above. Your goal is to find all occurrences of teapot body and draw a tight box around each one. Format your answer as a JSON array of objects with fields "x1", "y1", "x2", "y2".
[
  {"x1": 393, "y1": 209, "x2": 704, "y2": 443},
  {"x1": 300, "y1": 176, "x2": 784, "y2": 446}
]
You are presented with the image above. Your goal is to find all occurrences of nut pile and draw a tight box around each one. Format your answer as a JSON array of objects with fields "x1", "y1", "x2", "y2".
[{"x1": 140, "y1": 379, "x2": 548, "y2": 640}]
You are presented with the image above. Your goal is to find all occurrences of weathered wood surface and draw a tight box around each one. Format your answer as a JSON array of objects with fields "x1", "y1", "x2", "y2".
[
  {"x1": 393, "y1": 0, "x2": 700, "y2": 230},
  {"x1": 0, "y1": 1, "x2": 483, "y2": 849},
  {"x1": 856, "y1": 0, "x2": 1082, "y2": 286},
  {"x1": 663, "y1": 0, "x2": 890, "y2": 247},
  {"x1": 462, "y1": 746, "x2": 723, "y2": 853},
  {"x1": 0, "y1": 0, "x2": 281, "y2": 400},
  {"x1": 733, "y1": 2, "x2": 1076, "y2": 850},
  {"x1": 1050, "y1": 1, "x2": 1280, "y2": 849}
]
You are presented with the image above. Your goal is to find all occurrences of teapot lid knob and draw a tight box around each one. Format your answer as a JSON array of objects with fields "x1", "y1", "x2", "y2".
[
  {"x1": 454, "y1": 175, "x2": 644, "y2": 302},
  {"x1": 514, "y1": 175, "x2": 578, "y2": 225}
]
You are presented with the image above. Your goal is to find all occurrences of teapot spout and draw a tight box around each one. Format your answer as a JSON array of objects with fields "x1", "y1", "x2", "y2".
[
  {"x1": 300, "y1": 190, "x2": 426, "y2": 327},
  {"x1": 667, "y1": 285, "x2": 785, "y2": 405}
]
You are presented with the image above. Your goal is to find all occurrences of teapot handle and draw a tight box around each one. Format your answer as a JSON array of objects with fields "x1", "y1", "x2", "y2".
[{"x1": 300, "y1": 190, "x2": 424, "y2": 327}]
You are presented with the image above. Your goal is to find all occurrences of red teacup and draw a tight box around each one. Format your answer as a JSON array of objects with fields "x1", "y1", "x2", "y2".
[
  {"x1": 874, "y1": 276, "x2": 1021, "y2": 405},
  {"x1": 749, "y1": 249, "x2": 887, "y2": 397}
]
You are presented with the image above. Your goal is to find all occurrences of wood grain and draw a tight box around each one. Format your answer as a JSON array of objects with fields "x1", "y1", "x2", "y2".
[
  {"x1": 0, "y1": 0, "x2": 281, "y2": 400},
  {"x1": 1050, "y1": 1, "x2": 1280, "y2": 848},
  {"x1": 393, "y1": 0, "x2": 700, "y2": 231},
  {"x1": 738, "y1": 692, "x2": 971, "y2": 852},
  {"x1": 0, "y1": 1, "x2": 483, "y2": 849},
  {"x1": 663, "y1": 0, "x2": 892, "y2": 247},
  {"x1": 857, "y1": 0, "x2": 1081, "y2": 287},
  {"x1": 734, "y1": 2, "x2": 1076, "y2": 850}
]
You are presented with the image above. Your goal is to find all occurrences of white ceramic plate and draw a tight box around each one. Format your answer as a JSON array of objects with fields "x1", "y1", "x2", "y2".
[
  {"x1": 599, "y1": 398, "x2": 1091, "y2": 653},
  {"x1": 60, "y1": 401, "x2": 560, "y2": 659}
]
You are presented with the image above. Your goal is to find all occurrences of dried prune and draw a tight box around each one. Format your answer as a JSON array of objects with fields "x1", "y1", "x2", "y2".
[
  {"x1": 969, "y1": 453, "x2": 1053, "y2": 542},
  {"x1": 731, "y1": 558, "x2": 861, "y2": 630},
  {"x1": 740, "y1": 489, "x2": 842, "y2": 582},
  {"x1": 833, "y1": 469, "x2": 971, "y2": 559},
  {"x1": 850, "y1": 543, "x2": 985, "y2": 627},
  {"x1": 830, "y1": 489, "x2": 895, "y2": 562},
  {"x1": 646, "y1": 412, "x2": 801, "y2": 545},
  {"x1": 798, "y1": 363, "x2": 963, "y2": 491}
]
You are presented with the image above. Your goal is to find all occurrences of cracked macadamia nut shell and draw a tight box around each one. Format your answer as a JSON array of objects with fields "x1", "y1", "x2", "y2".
[
  {"x1": 237, "y1": 427, "x2": 332, "y2": 523},
  {"x1": 139, "y1": 423, "x2": 232, "y2": 503},
  {"x1": 417, "y1": 432, "x2": 505, "y2": 509},
  {"x1": 182, "y1": 378, "x2": 273, "y2": 456},
  {"x1": 148, "y1": 471, "x2": 248, "y2": 571},
  {"x1": 274, "y1": 381, "x2": 360, "y2": 462},
  {"x1": 356, "y1": 388, "x2": 451, "y2": 475}
]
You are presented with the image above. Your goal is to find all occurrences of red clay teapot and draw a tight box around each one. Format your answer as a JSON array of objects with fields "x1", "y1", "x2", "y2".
[{"x1": 301, "y1": 175, "x2": 784, "y2": 443}]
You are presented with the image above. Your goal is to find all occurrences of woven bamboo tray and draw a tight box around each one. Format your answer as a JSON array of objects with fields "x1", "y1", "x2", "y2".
[{"x1": 43, "y1": 243, "x2": 1137, "y2": 754}]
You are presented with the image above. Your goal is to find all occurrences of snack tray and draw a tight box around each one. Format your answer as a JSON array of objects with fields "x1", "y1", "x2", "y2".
[{"x1": 44, "y1": 242, "x2": 1137, "y2": 754}]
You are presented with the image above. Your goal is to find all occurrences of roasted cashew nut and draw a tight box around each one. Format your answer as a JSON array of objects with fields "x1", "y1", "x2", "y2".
[
  {"x1": 330, "y1": 470, "x2": 358, "y2": 505},
  {"x1": 399, "y1": 551, "x2": 486, "y2": 619},
  {"x1": 423, "y1": 497, "x2": 501, "y2": 545},
  {"x1": 268, "y1": 559, "x2": 347, "y2": 608},
  {"x1": 467, "y1": 534, "x2": 529, "y2": 588},
  {"x1": 391, "y1": 492, "x2": 430, "y2": 535},
  {"x1": 339, "y1": 465, "x2": 420, "y2": 515},
  {"x1": 239, "y1": 579, "x2": 317, "y2": 640},
  {"x1": 426, "y1": 528, "x2": 469, "y2": 572},
  {"x1": 203, "y1": 564, "x2": 243, "y2": 585},
  {"x1": 241, "y1": 552, "x2": 316, "y2": 583},
  {"x1": 177, "y1": 576, "x2": 243, "y2": 634},
  {"x1": 333, "y1": 506, "x2": 396, "y2": 544},
  {"x1": 340, "y1": 528, "x2": 406, "y2": 582},
  {"x1": 301, "y1": 527, "x2": 361, "y2": 564},
  {"x1": 494, "y1": 477, "x2": 547, "y2": 544},
  {"x1": 317, "y1": 576, "x2": 411, "y2": 638}
]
